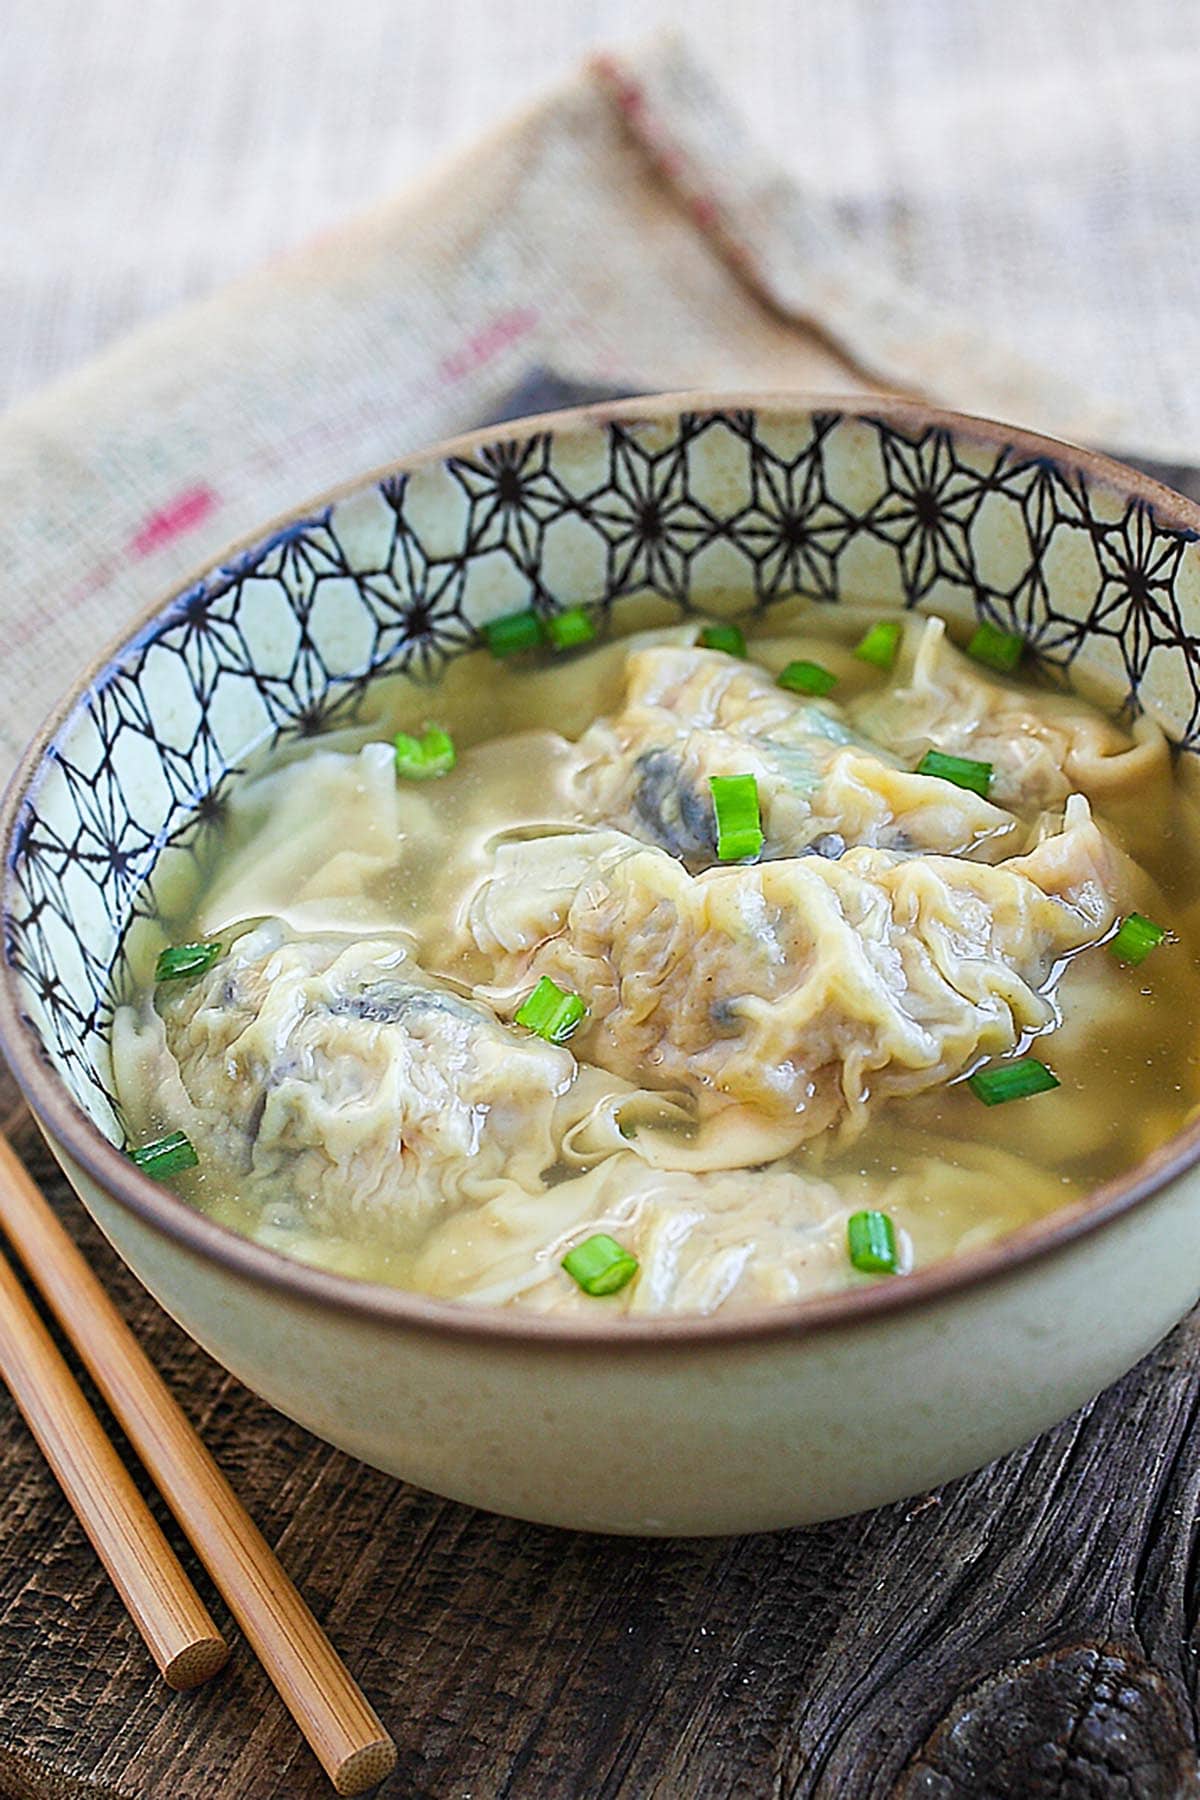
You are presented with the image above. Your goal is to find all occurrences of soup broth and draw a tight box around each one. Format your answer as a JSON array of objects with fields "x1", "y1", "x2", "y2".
[{"x1": 110, "y1": 601, "x2": 1200, "y2": 1315}]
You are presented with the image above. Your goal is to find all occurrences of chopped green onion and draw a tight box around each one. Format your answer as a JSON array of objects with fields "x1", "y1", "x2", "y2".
[
  {"x1": 155, "y1": 942, "x2": 222, "y2": 984},
  {"x1": 968, "y1": 620, "x2": 1025, "y2": 674},
  {"x1": 129, "y1": 1131, "x2": 198, "y2": 1179},
  {"x1": 698, "y1": 623, "x2": 746, "y2": 658},
  {"x1": 847, "y1": 1210, "x2": 899, "y2": 1275},
  {"x1": 968, "y1": 1058, "x2": 1060, "y2": 1106},
  {"x1": 546, "y1": 606, "x2": 597, "y2": 650},
  {"x1": 1109, "y1": 912, "x2": 1167, "y2": 966},
  {"x1": 394, "y1": 725, "x2": 456, "y2": 779},
  {"x1": 515, "y1": 975, "x2": 587, "y2": 1044},
  {"x1": 562, "y1": 1233, "x2": 639, "y2": 1296},
  {"x1": 709, "y1": 773, "x2": 764, "y2": 862},
  {"x1": 483, "y1": 608, "x2": 544, "y2": 657},
  {"x1": 778, "y1": 659, "x2": 838, "y2": 698},
  {"x1": 916, "y1": 749, "x2": 994, "y2": 797},
  {"x1": 854, "y1": 620, "x2": 902, "y2": 670}
]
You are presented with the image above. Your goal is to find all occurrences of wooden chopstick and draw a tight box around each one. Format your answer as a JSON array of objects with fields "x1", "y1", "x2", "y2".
[
  {"x1": 0, "y1": 1136, "x2": 397, "y2": 1797},
  {"x1": 0, "y1": 1241, "x2": 229, "y2": 1689}
]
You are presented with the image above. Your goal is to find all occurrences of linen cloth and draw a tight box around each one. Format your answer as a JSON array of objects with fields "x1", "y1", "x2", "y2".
[{"x1": 0, "y1": 15, "x2": 1196, "y2": 776}]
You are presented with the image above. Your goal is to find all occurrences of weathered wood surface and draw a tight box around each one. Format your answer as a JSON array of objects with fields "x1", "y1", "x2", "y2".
[{"x1": 0, "y1": 1103, "x2": 1198, "y2": 1800}]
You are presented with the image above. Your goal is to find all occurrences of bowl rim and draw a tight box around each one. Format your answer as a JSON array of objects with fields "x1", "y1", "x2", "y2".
[{"x1": 4, "y1": 386, "x2": 1200, "y2": 1353}]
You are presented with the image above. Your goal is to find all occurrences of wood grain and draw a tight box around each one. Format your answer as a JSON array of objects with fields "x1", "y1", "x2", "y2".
[
  {"x1": 0, "y1": 1137, "x2": 394, "y2": 1798},
  {"x1": 0, "y1": 1108, "x2": 1197, "y2": 1800}
]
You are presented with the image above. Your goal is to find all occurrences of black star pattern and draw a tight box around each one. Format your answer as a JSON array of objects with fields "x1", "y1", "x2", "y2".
[
  {"x1": 446, "y1": 434, "x2": 570, "y2": 587},
  {"x1": 6, "y1": 406, "x2": 1200, "y2": 1125},
  {"x1": 862, "y1": 423, "x2": 994, "y2": 606},
  {"x1": 359, "y1": 514, "x2": 476, "y2": 682},
  {"x1": 1086, "y1": 499, "x2": 1194, "y2": 696},
  {"x1": 581, "y1": 421, "x2": 720, "y2": 606},
  {"x1": 731, "y1": 413, "x2": 855, "y2": 605},
  {"x1": 988, "y1": 456, "x2": 1079, "y2": 654}
]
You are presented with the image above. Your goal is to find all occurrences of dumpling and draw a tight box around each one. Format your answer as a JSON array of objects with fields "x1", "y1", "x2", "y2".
[
  {"x1": 113, "y1": 921, "x2": 620, "y2": 1245},
  {"x1": 195, "y1": 741, "x2": 434, "y2": 934},
  {"x1": 407, "y1": 1159, "x2": 852, "y2": 1312},
  {"x1": 851, "y1": 616, "x2": 1169, "y2": 813},
  {"x1": 408, "y1": 1137, "x2": 1075, "y2": 1316},
  {"x1": 480, "y1": 797, "x2": 1119, "y2": 1152},
  {"x1": 576, "y1": 643, "x2": 1022, "y2": 864},
  {"x1": 467, "y1": 828, "x2": 642, "y2": 958}
]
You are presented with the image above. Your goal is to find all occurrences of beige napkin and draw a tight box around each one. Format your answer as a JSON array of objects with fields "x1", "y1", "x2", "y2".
[{"x1": 0, "y1": 35, "x2": 1164, "y2": 777}]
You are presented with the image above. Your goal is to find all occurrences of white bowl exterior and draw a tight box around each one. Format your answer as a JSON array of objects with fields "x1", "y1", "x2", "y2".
[{"x1": 51, "y1": 1139, "x2": 1200, "y2": 1535}]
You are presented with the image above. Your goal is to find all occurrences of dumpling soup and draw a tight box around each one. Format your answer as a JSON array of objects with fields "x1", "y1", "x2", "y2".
[{"x1": 111, "y1": 601, "x2": 1200, "y2": 1316}]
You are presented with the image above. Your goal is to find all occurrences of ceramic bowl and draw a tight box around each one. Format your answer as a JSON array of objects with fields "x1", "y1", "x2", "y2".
[{"x1": 4, "y1": 393, "x2": 1200, "y2": 1537}]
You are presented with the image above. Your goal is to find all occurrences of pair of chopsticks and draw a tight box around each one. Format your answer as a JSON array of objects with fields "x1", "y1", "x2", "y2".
[{"x1": 0, "y1": 1133, "x2": 397, "y2": 1796}]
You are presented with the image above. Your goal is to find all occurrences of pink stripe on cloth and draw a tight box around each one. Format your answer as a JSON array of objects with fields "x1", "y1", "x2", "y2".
[
  {"x1": 127, "y1": 485, "x2": 220, "y2": 559},
  {"x1": 438, "y1": 308, "x2": 540, "y2": 385}
]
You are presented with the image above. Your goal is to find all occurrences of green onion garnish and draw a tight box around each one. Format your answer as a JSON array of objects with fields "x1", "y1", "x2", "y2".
[
  {"x1": 854, "y1": 620, "x2": 902, "y2": 670},
  {"x1": 778, "y1": 659, "x2": 838, "y2": 698},
  {"x1": 483, "y1": 608, "x2": 544, "y2": 657},
  {"x1": 154, "y1": 942, "x2": 222, "y2": 984},
  {"x1": 847, "y1": 1210, "x2": 899, "y2": 1275},
  {"x1": 967, "y1": 621, "x2": 1024, "y2": 674},
  {"x1": 1109, "y1": 912, "x2": 1167, "y2": 966},
  {"x1": 515, "y1": 975, "x2": 587, "y2": 1044},
  {"x1": 129, "y1": 1131, "x2": 199, "y2": 1179},
  {"x1": 698, "y1": 623, "x2": 746, "y2": 658},
  {"x1": 916, "y1": 749, "x2": 993, "y2": 797},
  {"x1": 968, "y1": 1058, "x2": 1060, "y2": 1106},
  {"x1": 709, "y1": 773, "x2": 764, "y2": 862},
  {"x1": 394, "y1": 725, "x2": 456, "y2": 779},
  {"x1": 546, "y1": 606, "x2": 597, "y2": 650},
  {"x1": 562, "y1": 1233, "x2": 639, "y2": 1296}
]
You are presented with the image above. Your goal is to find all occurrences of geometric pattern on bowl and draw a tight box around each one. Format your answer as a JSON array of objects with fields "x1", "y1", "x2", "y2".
[{"x1": 7, "y1": 402, "x2": 1200, "y2": 1139}]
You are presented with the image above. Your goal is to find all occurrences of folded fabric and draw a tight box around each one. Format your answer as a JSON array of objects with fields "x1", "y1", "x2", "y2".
[{"x1": 0, "y1": 35, "x2": 1161, "y2": 777}]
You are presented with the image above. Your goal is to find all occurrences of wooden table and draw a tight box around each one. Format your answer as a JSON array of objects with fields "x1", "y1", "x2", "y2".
[{"x1": 0, "y1": 1098, "x2": 1198, "y2": 1800}]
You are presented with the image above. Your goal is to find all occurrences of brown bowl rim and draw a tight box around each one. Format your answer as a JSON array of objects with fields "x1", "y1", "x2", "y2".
[{"x1": 3, "y1": 388, "x2": 1200, "y2": 1352}]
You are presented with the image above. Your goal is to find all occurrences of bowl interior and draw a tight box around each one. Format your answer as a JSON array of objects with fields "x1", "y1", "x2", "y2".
[{"x1": 7, "y1": 396, "x2": 1200, "y2": 1160}]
